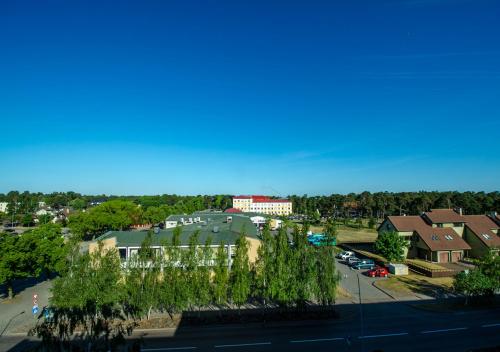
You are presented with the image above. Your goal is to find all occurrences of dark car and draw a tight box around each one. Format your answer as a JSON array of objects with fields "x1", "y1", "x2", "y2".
[{"x1": 352, "y1": 259, "x2": 375, "y2": 270}]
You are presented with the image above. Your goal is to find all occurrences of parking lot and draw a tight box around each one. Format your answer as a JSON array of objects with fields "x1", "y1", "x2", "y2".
[{"x1": 335, "y1": 257, "x2": 394, "y2": 303}]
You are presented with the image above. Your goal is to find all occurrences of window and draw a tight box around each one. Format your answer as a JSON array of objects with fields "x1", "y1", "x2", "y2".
[
  {"x1": 482, "y1": 233, "x2": 491, "y2": 240},
  {"x1": 453, "y1": 223, "x2": 463, "y2": 227},
  {"x1": 437, "y1": 224, "x2": 444, "y2": 228},
  {"x1": 444, "y1": 235, "x2": 453, "y2": 240},
  {"x1": 118, "y1": 248, "x2": 127, "y2": 260},
  {"x1": 431, "y1": 234, "x2": 439, "y2": 241}
]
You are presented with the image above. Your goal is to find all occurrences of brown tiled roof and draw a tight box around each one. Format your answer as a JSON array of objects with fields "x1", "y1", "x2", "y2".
[
  {"x1": 387, "y1": 214, "x2": 470, "y2": 251},
  {"x1": 387, "y1": 216, "x2": 428, "y2": 232},
  {"x1": 415, "y1": 227, "x2": 471, "y2": 251},
  {"x1": 463, "y1": 215, "x2": 500, "y2": 248},
  {"x1": 423, "y1": 209, "x2": 466, "y2": 224}
]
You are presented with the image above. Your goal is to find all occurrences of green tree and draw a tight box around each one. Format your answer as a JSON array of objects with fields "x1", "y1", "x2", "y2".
[
  {"x1": 374, "y1": 231, "x2": 408, "y2": 262},
  {"x1": 0, "y1": 224, "x2": 66, "y2": 298},
  {"x1": 291, "y1": 224, "x2": 317, "y2": 307},
  {"x1": 453, "y1": 269, "x2": 495, "y2": 305},
  {"x1": 213, "y1": 242, "x2": 229, "y2": 305},
  {"x1": 269, "y1": 226, "x2": 293, "y2": 306},
  {"x1": 159, "y1": 226, "x2": 188, "y2": 317},
  {"x1": 315, "y1": 245, "x2": 340, "y2": 306},
  {"x1": 230, "y1": 233, "x2": 251, "y2": 308},
  {"x1": 39, "y1": 242, "x2": 127, "y2": 350},
  {"x1": 254, "y1": 224, "x2": 274, "y2": 305},
  {"x1": 368, "y1": 217, "x2": 376, "y2": 229},
  {"x1": 37, "y1": 213, "x2": 53, "y2": 225},
  {"x1": 69, "y1": 198, "x2": 87, "y2": 210},
  {"x1": 124, "y1": 231, "x2": 161, "y2": 320},
  {"x1": 68, "y1": 200, "x2": 142, "y2": 239}
]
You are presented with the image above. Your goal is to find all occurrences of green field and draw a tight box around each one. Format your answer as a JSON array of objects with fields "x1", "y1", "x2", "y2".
[{"x1": 308, "y1": 224, "x2": 378, "y2": 243}]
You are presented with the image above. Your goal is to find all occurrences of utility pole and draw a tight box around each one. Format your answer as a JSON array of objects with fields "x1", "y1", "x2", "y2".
[{"x1": 357, "y1": 273, "x2": 364, "y2": 352}]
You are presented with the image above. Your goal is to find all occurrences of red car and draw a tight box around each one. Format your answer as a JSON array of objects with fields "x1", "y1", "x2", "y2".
[{"x1": 367, "y1": 266, "x2": 389, "y2": 278}]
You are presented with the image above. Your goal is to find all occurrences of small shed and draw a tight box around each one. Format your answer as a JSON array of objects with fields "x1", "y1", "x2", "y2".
[{"x1": 388, "y1": 263, "x2": 409, "y2": 276}]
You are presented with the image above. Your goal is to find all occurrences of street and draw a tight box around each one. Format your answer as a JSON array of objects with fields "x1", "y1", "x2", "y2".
[{"x1": 2, "y1": 300, "x2": 499, "y2": 351}]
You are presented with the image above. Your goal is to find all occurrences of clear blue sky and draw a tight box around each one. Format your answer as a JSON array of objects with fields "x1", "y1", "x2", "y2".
[{"x1": 1, "y1": 0, "x2": 499, "y2": 196}]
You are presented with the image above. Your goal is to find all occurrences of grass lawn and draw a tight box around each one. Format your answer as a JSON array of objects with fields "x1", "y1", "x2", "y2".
[
  {"x1": 336, "y1": 286, "x2": 352, "y2": 299},
  {"x1": 376, "y1": 274, "x2": 454, "y2": 298}
]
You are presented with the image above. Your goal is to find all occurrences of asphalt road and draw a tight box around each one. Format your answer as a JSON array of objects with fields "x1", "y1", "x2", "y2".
[{"x1": 3, "y1": 301, "x2": 499, "y2": 351}]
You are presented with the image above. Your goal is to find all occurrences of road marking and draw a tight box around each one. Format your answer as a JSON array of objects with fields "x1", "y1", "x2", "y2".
[
  {"x1": 214, "y1": 342, "x2": 271, "y2": 348},
  {"x1": 482, "y1": 323, "x2": 500, "y2": 328},
  {"x1": 290, "y1": 337, "x2": 344, "y2": 343},
  {"x1": 358, "y1": 332, "x2": 408, "y2": 339},
  {"x1": 142, "y1": 348, "x2": 197, "y2": 351},
  {"x1": 421, "y1": 327, "x2": 468, "y2": 334}
]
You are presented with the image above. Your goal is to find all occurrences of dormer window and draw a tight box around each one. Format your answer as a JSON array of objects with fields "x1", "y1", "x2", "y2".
[
  {"x1": 444, "y1": 235, "x2": 453, "y2": 240},
  {"x1": 431, "y1": 235, "x2": 439, "y2": 240},
  {"x1": 482, "y1": 233, "x2": 491, "y2": 240}
]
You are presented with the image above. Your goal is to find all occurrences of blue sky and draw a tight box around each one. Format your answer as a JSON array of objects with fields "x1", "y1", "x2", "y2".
[{"x1": 1, "y1": 0, "x2": 499, "y2": 195}]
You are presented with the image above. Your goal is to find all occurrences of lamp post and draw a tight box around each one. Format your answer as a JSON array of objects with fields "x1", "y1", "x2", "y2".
[
  {"x1": 357, "y1": 273, "x2": 364, "y2": 352},
  {"x1": 0, "y1": 311, "x2": 25, "y2": 337}
]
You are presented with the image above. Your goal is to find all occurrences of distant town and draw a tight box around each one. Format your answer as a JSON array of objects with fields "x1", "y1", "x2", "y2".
[{"x1": 1, "y1": 191, "x2": 499, "y2": 351}]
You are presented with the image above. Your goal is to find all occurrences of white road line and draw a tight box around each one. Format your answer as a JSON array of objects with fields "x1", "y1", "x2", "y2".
[
  {"x1": 358, "y1": 332, "x2": 408, "y2": 339},
  {"x1": 142, "y1": 348, "x2": 197, "y2": 351},
  {"x1": 482, "y1": 323, "x2": 500, "y2": 328},
  {"x1": 214, "y1": 342, "x2": 271, "y2": 348},
  {"x1": 290, "y1": 337, "x2": 344, "y2": 343},
  {"x1": 421, "y1": 327, "x2": 468, "y2": 334}
]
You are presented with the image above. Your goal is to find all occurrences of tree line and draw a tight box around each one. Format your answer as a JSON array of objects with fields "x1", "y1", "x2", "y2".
[
  {"x1": 32, "y1": 223, "x2": 340, "y2": 350},
  {"x1": 290, "y1": 191, "x2": 500, "y2": 218},
  {"x1": 2, "y1": 191, "x2": 499, "y2": 221}
]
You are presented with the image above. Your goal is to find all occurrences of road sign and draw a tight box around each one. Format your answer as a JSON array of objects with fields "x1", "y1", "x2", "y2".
[{"x1": 32, "y1": 304, "x2": 39, "y2": 315}]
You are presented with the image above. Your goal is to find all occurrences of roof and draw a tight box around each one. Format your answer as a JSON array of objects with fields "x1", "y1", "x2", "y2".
[
  {"x1": 415, "y1": 227, "x2": 471, "y2": 251},
  {"x1": 423, "y1": 209, "x2": 465, "y2": 224},
  {"x1": 233, "y1": 195, "x2": 291, "y2": 203},
  {"x1": 386, "y1": 216, "x2": 428, "y2": 232},
  {"x1": 225, "y1": 208, "x2": 242, "y2": 213},
  {"x1": 386, "y1": 215, "x2": 471, "y2": 251},
  {"x1": 463, "y1": 215, "x2": 500, "y2": 248},
  {"x1": 100, "y1": 213, "x2": 259, "y2": 247}
]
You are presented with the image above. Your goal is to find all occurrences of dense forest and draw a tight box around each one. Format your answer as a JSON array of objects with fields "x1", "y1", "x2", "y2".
[{"x1": 1, "y1": 191, "x2": 499, "y2": 220}]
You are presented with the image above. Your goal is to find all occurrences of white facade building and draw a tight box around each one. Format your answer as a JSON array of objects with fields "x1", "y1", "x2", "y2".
[
  {"x1": 0, "y1": 202, "x2": 8, "y2": 213},
  {"x1": 233, "y1": 196, "x2": 292, "y2": 216}
]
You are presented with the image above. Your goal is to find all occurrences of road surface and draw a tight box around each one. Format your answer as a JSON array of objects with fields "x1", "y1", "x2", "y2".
[{"x1": 2, "y1": 300, "x2": 499, "y2": 351}]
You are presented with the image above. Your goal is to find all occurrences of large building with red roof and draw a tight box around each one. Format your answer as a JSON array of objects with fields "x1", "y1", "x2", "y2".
[
  {"x1": 378, "y1": 209, "x2": 499, "y2": 263},
  {"x1": 232, "y1": 195, "x2": 293, "y2": 216}
]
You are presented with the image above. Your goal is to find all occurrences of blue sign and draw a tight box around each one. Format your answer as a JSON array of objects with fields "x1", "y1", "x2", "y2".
[{"x1": 32, "y1": 304, "x2": 39, "y2": 315}]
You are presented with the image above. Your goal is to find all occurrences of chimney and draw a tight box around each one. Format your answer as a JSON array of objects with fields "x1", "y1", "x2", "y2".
[
  {"x1": 212, "y1": 226, "x2": 219, "y2": 233},
  {"x1": 458, "y1": 208, "x2": 463, "y2": 216}
]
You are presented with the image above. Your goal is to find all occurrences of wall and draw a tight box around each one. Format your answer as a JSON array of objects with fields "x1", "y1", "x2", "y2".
[
  {"x1": 463, "y1": 227, "x2": 489, "y2": 258},
  {"x1": 89, "y1": 237, "x2": 117, "y2": 254},
  {"x1": 245, "y1": 236, "x2": 262, "y2": 264}
]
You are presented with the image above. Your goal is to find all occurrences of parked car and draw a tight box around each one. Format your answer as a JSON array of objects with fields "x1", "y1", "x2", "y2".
[
  {"x1": 352, "y1": 259, "x2": 375, "y2": 270},
  {"x1": 346, "y1": 257, "x2": 360, "y2": 266},
  {"x1": 337, "y1": 251, "x2": 355, "y2": 260},
  {"x1": 367, "y1": 266, "x2": 389, "y2": 277}
]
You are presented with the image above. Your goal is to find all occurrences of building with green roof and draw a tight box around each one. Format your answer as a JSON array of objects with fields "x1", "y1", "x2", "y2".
[{"x1": 90, "y1": 213, "x2": 261, "y2": 266}]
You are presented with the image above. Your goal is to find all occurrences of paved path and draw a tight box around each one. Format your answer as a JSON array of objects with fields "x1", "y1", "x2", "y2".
[{"x1": 0, "y1": 280, "x2": 52, "y2": 336}]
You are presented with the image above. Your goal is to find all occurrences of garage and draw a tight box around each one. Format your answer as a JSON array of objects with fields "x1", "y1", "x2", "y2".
[
  {"x1": 451, "y1": 251, "x2": 462, "y2": 262},
  {"x1": 439, "y1": 252, "x2": 449, "y2": 263}
]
